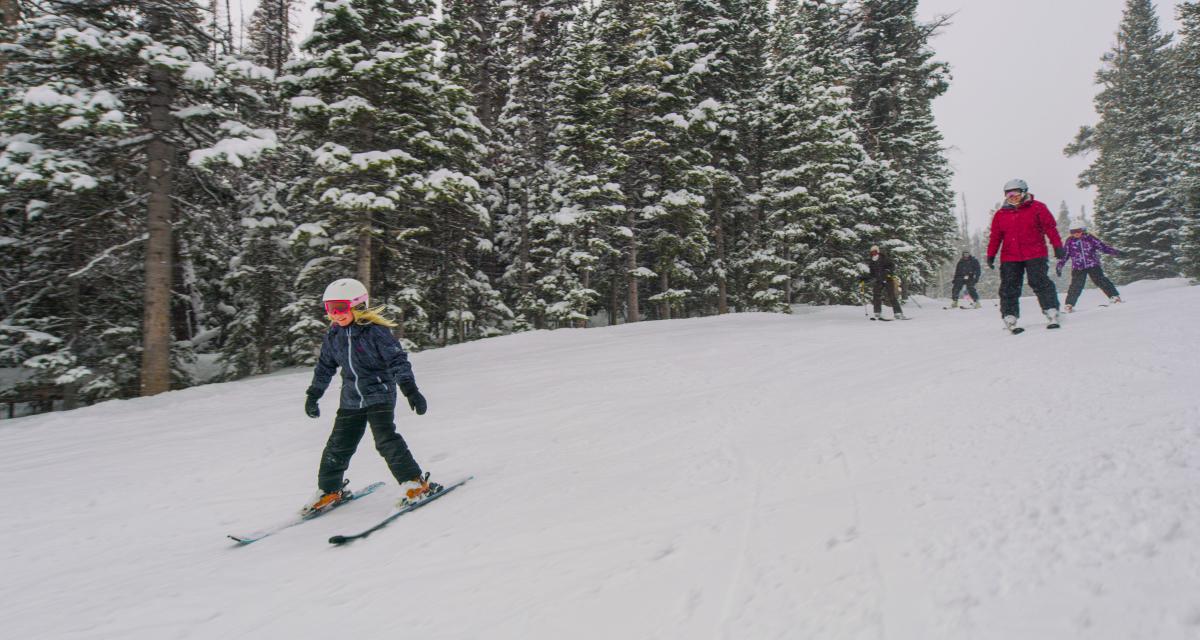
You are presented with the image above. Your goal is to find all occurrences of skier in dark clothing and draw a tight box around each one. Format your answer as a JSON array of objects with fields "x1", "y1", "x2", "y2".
[
  {"x1": 1055, "y1": 218, "x2": 1122, "y2": 311},
  {"x1": 858, "y1": 245, "x2": 906, "y2": 320},
  {"x1": 301, "y1": 278, "x2": 439, "y2": 515},
  {"x1": 950, "y1": 250, "x2": 982, "y2": 308},
  {"x1": 985, "y1": 179, "x2": 1065, "y2": 331}
]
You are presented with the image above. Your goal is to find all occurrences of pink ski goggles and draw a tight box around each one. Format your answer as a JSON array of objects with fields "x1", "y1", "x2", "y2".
[{"x1": 323, "y1": 293, "x2": 368, "y2": 315}]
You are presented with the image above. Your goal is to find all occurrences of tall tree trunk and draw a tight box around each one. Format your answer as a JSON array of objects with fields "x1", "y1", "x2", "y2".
[
  {"x1": 578, "y1": 268, "x2": 591, "y2": 329},
  {"x1": 0, "y1": 0, "x2": 20, "y2": 74},
  {"x1": 356, "y1": 211, "x2": 372, "y2": 288},
  {"x1": 609, "y1": 258, "x2": 621, "y2": 325},
  {"x1": 659, "y1": 269, "x2": 670, "y2": 320},
  {"x1": 714, "y1": 192, "x2": 729, "y2": 314},
  {"x1": 141, "y1": 59, "x2": 176, "y2": 397},
  {"x1": 624, "y1": 208, "x2": 639, "y2": 323}
]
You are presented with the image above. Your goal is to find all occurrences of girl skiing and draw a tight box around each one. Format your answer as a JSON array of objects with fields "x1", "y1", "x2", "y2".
[
  {"x1": 301, "y1": 278, "x2": 439, "y2": 514},
  {"x1": 1055, "y1": 219, "x2": 1122, "y2": 311}
]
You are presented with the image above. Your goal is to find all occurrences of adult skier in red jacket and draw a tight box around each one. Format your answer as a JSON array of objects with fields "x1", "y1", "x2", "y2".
[{"x1": 985, "y1": 179, "x2": 1065, "y2": 331}]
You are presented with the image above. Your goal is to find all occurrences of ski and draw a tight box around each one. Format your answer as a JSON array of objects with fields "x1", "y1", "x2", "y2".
[
  {"x1": 1047, "y1": 322, "x2": 1061, "y2": 329},
  {"x1": 228, "y1": 481, "x2": 386, "y2": 545},
  {"x1": 329, "y1": 476, "x2": 473, "y2": 546},
  {"x1": 870, "y1": 317, "x2": 892, "y2": 321}
]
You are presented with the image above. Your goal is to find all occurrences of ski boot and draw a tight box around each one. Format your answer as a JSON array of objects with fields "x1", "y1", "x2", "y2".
[
  {"x1": 949, "y1": 300, "x2": 959, "y2": 309},
  {"x1": 396, "y1": 472, "x2": 443, "y2": 507},
  {"x1": 972, "y1": 300, "x2": 981, "y2": 309},
  {"x1": 1003, "y1": 315, "x2": 1020, "y2": 332},
  {"x1": 895, "y1": 312, "x2": 908, "y2": 320},
  {"x1": 1064, "y1": 304, "x2": 1073, "y2": 313},
  {"x1": 1044, "y1": 308, "x2": 1061, "y2": 329},
  {"x1": 300, "y1": 479, "x2": 351, "y2": 517},
  {"x1": 1109, "y1": 296, "x2": 1122, "y2": 304}
]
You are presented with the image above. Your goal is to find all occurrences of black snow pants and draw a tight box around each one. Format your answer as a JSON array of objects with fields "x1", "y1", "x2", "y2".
[
  {"x1": 318, "y1": 404, "x2": 421, "y2": 492},
  {"x1": 951, "y1": 279, "x2": 979, "y2": 303},
  {"x1": 872, "y1": 279, "x2": 902, "y2": 315},
  {"x1": 1065, "y1": 267, "x2": 1120, "y2": 306},
  {"x1": 999, "y1": 257, "x2": 1059, "y2": 319}
]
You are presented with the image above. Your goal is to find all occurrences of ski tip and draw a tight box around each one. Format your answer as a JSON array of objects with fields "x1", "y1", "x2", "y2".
[{"x1": 329, "y1": 535, "x2": 350, "y2": 545}]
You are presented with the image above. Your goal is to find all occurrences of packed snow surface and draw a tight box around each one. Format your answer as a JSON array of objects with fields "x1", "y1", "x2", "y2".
[{"x1": 3, "y1": 280, "x2": 1199, "y2": 639}]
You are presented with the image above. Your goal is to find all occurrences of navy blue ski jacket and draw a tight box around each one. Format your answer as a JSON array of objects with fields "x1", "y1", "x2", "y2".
[{"x1": 308, "y1": 322, "x2": 416, "y2": 410}]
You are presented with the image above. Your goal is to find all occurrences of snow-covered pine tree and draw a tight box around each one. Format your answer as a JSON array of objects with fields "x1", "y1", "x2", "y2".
[
  {"x1": 443, "y1": 0, "x2": 507, "y2": 133},
  {"x1": 546, "y1": 4, "x2": 622, "y2": 327},
  {"x1": 674, "y1": 0, "x2": 747, "y2": 315},
  {"x1": 1057, "y1": 200, "x2": 1071, "y2": 238},
  {"x1": 636, "y1": 3, "x2": 709, "y2": 321},
  {"x1": 760, "y1": 0, "x2": 876, "y2": 307},
  {"x1": 1172, "y1": 1, "x2": 1200, "y2": 280},
  {"x1": 245, "y1": 0, "x2": 298, "y2": 76},
  {"x1": 1066, "y1": 0, "x2": 1180, "y2": 282},
  {"x1": 847, "y1": 0, "x2": 956, "y2": 294},
  {"x1": 283, "y1": 0, "x2": 501, "y2": 349},
  {"x1": 588, "y1": 0, "x2": 697, "y2": 323},
  {"x1": 0, "y1": 0, "x2": 275, "y2": 406},
  {"x1": 489, "y1": 0, "x2": 579, "y2": 329}
]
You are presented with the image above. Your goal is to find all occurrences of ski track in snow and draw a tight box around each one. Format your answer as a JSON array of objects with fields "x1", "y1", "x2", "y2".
[{"x1": 2, "y1": 279, "x2": 1199, "y2": 639}]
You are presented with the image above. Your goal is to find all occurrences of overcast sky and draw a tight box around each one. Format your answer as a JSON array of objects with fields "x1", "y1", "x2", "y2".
[
  {"x1": 272, "y1": 0, "x2": 1184, "y2": 232},
  {"x1": 915, "y1": 0, "x2": 1185, "y2": 231}
]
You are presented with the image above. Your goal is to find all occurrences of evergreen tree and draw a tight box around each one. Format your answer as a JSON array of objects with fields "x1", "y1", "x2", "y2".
[
  {"x1": 1066, "y1": 0, "x2": 1180, "y2": 282},
  {"x1": 546, "y1": 5, "x2": 622, "y2": 326},
  {"x1": 0, "y1": 0, "x2": 275, "y2": 404},
  {"x1": 245, "y1": 0, "x2": 298, "y2": 76},
  {"x1": 490, "y1": 0, "x2": 579, "y2": 329},
  {"x1": 847, "y1": 0, "x2": 957, "y2": 293},
  {"x1": 1172, "y1": 2, "x2": 1200, "y2": 280},
  {"x1": 760, "y1": 0, "x2": 876, "y2": 307},
  {"x1": 282, "y1": 0, "x2": 502, "y2": 349}
]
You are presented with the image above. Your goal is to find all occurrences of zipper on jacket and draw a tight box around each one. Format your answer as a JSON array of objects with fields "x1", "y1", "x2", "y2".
[{"x1": 347, "y1": 328, "x2": 364, "y2": 408}]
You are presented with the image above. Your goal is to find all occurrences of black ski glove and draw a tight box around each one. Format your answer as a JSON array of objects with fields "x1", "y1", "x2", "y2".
[
  {"x1": 1054, "y1": 246, "x2": 1066, "y2": 260},
  {"x1": 986, "y1": 256, "x2": 995, "y2": 270},
  {"x1": 399, "y1": 380, "x2": 427, "y2": 415},
  {"x1": 304, "y1": 387, "x2": 321, "y2": 419}
]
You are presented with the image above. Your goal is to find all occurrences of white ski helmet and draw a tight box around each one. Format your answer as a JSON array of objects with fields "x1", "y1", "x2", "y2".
[
  {"x1": 1003, "y1": 178, "x2": 1028, "y2": 193},
  {"x1": 322, "y1": 278, "x2": 369, "y2": 308},
  {"x1": 1068, "y1": 218, "x2": 1087, "y2": 231}
]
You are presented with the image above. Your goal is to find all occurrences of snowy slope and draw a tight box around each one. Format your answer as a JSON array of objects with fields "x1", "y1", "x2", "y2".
[{"x1": 3, "y1": 280, "x2": 1199, "y2": 640}]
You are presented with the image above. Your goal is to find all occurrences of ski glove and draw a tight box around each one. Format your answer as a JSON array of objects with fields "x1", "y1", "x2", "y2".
[
  {"x1": 304, "y1": 387, "x2": 321, "y2": 419},
  {"x1": 986, "y1": 256, "x2": 995, "y2": 270},
  {"x1": 399, "y1": 380, "x2": 427, "y2": 415},
  {"x1": 1054, "y1": 246, "x2": 1066, "y2": 260}
]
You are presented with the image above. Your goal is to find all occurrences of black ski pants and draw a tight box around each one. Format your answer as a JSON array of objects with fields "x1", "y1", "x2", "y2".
[
  {"x1": 318, "y1": 404, "x2": 421, "y2": 492},
  {"x1": 1065, "y1": 267, "x2": 1120, "y2": 306},
  {"x1": 951, "y1": 279, "x2": 979, "y2": 303},
  {"x1": 998, "y1": 257, "x2": 1059, "y2": 319},
  {"x1": 872, "y1": 279, "x2": 902, "y2": 315}
]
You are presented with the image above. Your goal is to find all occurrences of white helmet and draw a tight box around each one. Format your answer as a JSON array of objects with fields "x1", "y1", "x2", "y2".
[
  {"x1": 322, "y1": 278, "x2": 369, "y2": 307},
  {"x1": 1003, "y1": 178, "x2": 1028, "y2": 192},
  {"x1": 1068, "y1": 218, "x2": 1087, "y2": 231}
]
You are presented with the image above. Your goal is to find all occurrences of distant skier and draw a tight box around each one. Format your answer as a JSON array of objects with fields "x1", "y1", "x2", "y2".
[
  {"x1": 985, "y1": 179, "x2": 1065, "y2": 331},
  {"x1": 859, "y1": 245, "x2": 906, "y2": 320},
  {"x1": 950, "y1": 250, "x2": 982, "y2": 308},
  {"x1": 301, "y1": 278, "x2": 439, "y2": 515},
  {"x1": 1055, "y1": 219, "x2": 1122, "y2": 312}
]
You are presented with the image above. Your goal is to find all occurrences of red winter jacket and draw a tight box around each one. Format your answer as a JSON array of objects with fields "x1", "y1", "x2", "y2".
[{"x1": 986, "y1": 197, "x2": 1063, "y2": 263}]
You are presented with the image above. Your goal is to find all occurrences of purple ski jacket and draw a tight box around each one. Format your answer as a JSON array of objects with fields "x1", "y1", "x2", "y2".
[{"x1": 1056, "y1": 233, "x2": 1119, "y2": 271}]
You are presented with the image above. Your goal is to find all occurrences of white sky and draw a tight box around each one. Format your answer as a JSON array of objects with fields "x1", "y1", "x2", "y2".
[
  {"x1": 243, "y1": 0, "x2": 1185, "y2": 233},
  {"x1": 916, "y1": 0, "x2": 1186, "y2": 231}
]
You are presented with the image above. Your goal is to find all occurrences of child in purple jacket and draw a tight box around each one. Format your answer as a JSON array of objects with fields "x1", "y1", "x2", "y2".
[{"x1": 1055, "y1": 219, "x2": 1122, "y2": 312}]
